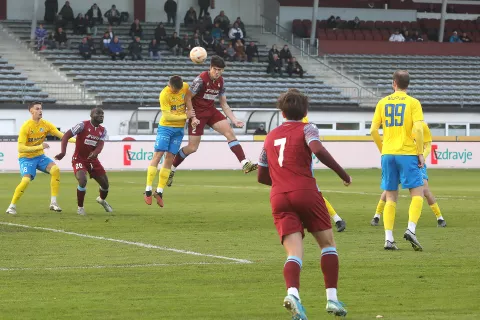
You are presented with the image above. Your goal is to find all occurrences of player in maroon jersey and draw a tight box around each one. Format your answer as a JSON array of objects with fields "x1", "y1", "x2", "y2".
[
  {"x1": 166, "y1": 55, "x2": 257, "y2": 186},
  {"x1": 257, "y1": 89, "x2": 351, "y2": 319},
  {"x1": 55, "y1": 108, "x2": 112, "y2": 216}
]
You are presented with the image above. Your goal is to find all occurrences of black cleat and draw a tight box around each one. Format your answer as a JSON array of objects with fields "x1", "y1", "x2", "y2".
[
  {"x1": 371, "y1": 217, "x2": 380, "y2": 226},
  {"x1": 437, "y1": 219, "x2": 447, "y2": 228},
  {"x1": 335, "y1": 220, "x2": 346, "y2": 232}
]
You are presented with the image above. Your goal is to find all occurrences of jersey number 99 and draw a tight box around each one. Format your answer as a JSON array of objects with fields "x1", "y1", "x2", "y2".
[{"x1": 385, "y1": 103, "x2": 406, "y2": 127}]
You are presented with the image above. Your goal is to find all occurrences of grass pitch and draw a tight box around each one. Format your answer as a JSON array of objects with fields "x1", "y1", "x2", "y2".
[{"x1": 0, "y1": 169, "x2": 479, "y2": 319}]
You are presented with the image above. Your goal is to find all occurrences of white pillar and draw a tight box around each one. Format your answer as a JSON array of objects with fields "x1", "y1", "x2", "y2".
[
  {"x1": 310, "y1": 0, "x2": 319, "y2": 46},
  {"x1": 30, "y1": 0, "x2": 39, "y2": 40},
  {"x1": 175, "y1": 0, "x2": 181, "y2": 36},
  {"x1": 438, "y1": 0, "x2": 448, "y2": 42}
]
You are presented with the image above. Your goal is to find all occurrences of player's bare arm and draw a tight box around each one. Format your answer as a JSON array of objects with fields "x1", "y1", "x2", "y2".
[
  {"x1": 185, "y1": 89, "x2": 200, "y2": 126},
  {"x1": 219, "y1": 96, "x2": 243, "y2": 127},
  {"x1": 54, "y1": 129, "x2": 74, "y2": 160},
  {"x1": 257, "y1": 166, "x2": 272, "y2": 186},
  {"x1": 88, "y1": 140, "x2": 104, "y2": 160},
  {"x1": 308, "y1": 140, "x2": 351, "y2": 185}
]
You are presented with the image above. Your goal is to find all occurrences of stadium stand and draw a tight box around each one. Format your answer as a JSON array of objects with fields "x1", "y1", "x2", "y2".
[{"x1": 1, "y1": 20, "x2": 358, "y2": 107}]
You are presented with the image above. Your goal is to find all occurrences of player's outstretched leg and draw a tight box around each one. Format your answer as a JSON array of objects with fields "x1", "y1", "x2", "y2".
[
  {"x1": 76, "y1": 170, "x2": 88, "y2": 216},
  {"x1": 6, "y1": 176, "x2": 31, "y2": 215},
  {"x1": 94, "y1": 175, "x2": 113, "y2": 212},
  {"x1": 423, "y1": 180, "x2": 446, "y2": 227},
  {"x1": 323, "y1": 197, "x2": 346, "y2": 232},
  {"x1": 282, "y1": 232, "x2": 308, "y2": 320},
  {"x1": 371, "y1": 191, "x2": 386, "y2": 226},
  {"x1": 47, "y1": 163, "x2": 62, "y2": 212}
]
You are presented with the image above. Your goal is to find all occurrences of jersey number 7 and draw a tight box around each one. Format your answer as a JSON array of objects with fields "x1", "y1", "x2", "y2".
[
  {"x1": 385, "y1": 103, "x2": 406, "y2": 127},
  {"x1": 274, "y1": 138, "x2": 287, "y2": 167}
]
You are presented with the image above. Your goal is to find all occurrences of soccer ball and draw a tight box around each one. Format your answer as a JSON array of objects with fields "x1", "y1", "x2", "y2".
[{"x1": 190, "y1": 46, "x2": 207, "y2": 64}]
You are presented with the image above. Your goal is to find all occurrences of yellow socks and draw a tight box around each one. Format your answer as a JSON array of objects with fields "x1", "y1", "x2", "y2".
[
  {"x1": 383, "y1": 201, "x2": 396, "y2": 242},
  {"x1": 408, "y1": 196, "x2": 424, "y2": 233},
  {"x1": 146, "y1": 166, "x2": 157, "y2": 191},
  {"x1": 49, "y1": 165, "x2": 60, "y2": 200},
  {"x1": 375, "y1": 200, "x2": 386, "y2": 215},
  {"x1": 11, "y1": 176, "x2": 31, "y2": 205},
  {"x1": 157, "y1": 168, "x2": 171, "y2": 193},
  {"x1": 323, "y1": 197, "x2": 342, "y2": 222},
  {"x1": 430, "y1": 203, "x2": 443, "y2": 219}
]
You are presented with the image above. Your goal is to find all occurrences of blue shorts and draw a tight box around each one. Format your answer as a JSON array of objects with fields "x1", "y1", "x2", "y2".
[
  {"x1": 19, "y1": 155, "x2": 54, "y2": 180},
  {"x1": 381, "y1": 155, "x2": 424, "y2": 191},
  {"x1": 154, "y1": 126, "x2": 184, "y2": 154},
  {"x1": 421, "y1": 164, "x2": 428, "y2": 181}
]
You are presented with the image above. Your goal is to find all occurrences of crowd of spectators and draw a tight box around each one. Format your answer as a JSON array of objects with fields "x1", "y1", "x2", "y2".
[{"x1": 267, "y1": 44, "x2": 305, "y2": 78}]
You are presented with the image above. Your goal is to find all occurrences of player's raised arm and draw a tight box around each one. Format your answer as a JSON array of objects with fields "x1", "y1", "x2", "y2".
[
  {"x1": 49, "y1": 123, "x2": 76, "y2": 143},
  {"x1": 219, "y1": 95, "x2": 243, "y2": 128},
  {"x1": 54, "y1": 129, "x2": 74, "y2": 160},
  {"x1": 257, "y1": 147, "x2": 272, "y2": 186},
  {"x1": 370, "y1": 102, "x2": 383, "y2": 153}
]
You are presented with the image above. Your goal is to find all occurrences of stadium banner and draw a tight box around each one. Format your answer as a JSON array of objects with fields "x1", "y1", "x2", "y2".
[{"x1": 0, "y1": 142, "x2": 479, "y2": 171}]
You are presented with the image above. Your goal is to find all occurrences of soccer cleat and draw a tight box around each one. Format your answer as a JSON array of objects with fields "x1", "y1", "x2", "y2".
[
  {"x1": 77, "y1": 207, "x2": 86, "y2": 216},
  {"x1": 144, "y1": 191, "x2": 152, "y2": 205},
  {"x1": 384, "y1": 240, "x2": 399, "y2": 250},
  {"x1": 153, "y1": 191, "x2": 164, "y2": 208},
  {"x1": 49, "y1": 202, "x2": 62, "y2": 212},
  {"x1": 242, "y1": 160, "x2": 258, "y2": 174},
  {"x1": 404, "y1": 229, "x2": 423, "y2": 251},
  {"x1": 437, "y1": 219, "x2": 447, "y2": 228},
  {"x1": 166, "y1": 170, "x2": 176, "y2": 187},
  {"x1": 326, "y1": 300, "x2": 347, "y2": 317},
  {"x1": 283, "y1": 294, "x2": 308, "y2": 320},
  {"x1": 96, "y1": 197, "x2": 113, "y2": 212},
  {"x1": 5, "y1": 205, "x2": 17, "y2": 215},
  {"x1": 371, "y1": 217, "x2": 380, "y2": 226},
  {"x1": 335, "y1": 220, "x2": 346, "y2": 232}
]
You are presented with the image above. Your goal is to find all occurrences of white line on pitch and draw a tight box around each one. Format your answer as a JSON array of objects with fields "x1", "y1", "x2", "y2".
[
  {"x1": 0, "y1": 222, "x2": 252, "y2": 264},
  {"x1": 0, "y1": 261, "x2": 243, "y2": 272}
]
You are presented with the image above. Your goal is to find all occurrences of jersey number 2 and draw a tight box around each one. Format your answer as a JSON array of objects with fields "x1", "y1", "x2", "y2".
[
  {"x1": 385, "y1": 104, "x2": 406, "y2": 127},
  {"x1": 274, "y1": 138, "x2": 286, "y2": 167}
]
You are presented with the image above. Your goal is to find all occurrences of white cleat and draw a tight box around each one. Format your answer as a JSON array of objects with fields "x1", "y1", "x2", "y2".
[
  {"x1": 6, "y1": 206, "x2": 17, "y2": 215},
  {"x1": 49, "y1": 202, "x2": 62, "y2": 212},
  {"x1": 96, "y1": 196, "x2": 113, "y2": 212},
  {"x1": 77, "y1": 207, "x2": 86, "y2": 216}
]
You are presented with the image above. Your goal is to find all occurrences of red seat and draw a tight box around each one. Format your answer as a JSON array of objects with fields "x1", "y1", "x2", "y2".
[
  {"x1": 326, "y1": 30, "x2": 336, "y2": 40},
  {"x1": 364, "y1": 33, "x2": 374, "y2": 41},
  {"x1": 354, "y1": 33, "x2": 365, "y2": 41},
  {"x1": 336, "y1": 32, "x2": 346, "y2": 40},
  {"x1": 373, "y1": 31, "x2": 383, "y2": 41},
  {"x1": 345, "y1": 32, "x2": 355, "y2": 40},
  {"x1": 375, "y1": 21, "x2": 385, "y2": 29},
  {"x1": 365, "y1": 21, "x2": 375, "y2": 29},
  {"x1": 384, "y1": 21, "x2": 394, "y2": 30},
  {"x1": 411, "y1": 21, "x2": 419, "y2": 30},
  {"x1": 392, "y1": 21, "x2": 402, "y2": 29}
]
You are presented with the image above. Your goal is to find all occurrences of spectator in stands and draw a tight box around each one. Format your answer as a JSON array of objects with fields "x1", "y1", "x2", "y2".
[
  {"x1": 164, "y1": 0, "x2": 177, "y2": 26},
  {"x1": 105, "y1": 5, "x2": 121, "y2": 26},
  {"x1": 460, "y1": 32, "x2": 472, "y2": 43},
  {"x1": 108, "y1": 36, "x2": 125, "y2": 60},
  {"x1": 234, "y1": 40, "x2": 247, "y2": 62},
  {"x1": 59, "y1": 1, "x2": 74, "y2": 27},
  {"x1": 194, "y1": 17, "x2": 207, "y2": 35},
  {"x1": 235, "y1": 17, "x2": 246, "y2": 38},
  {"x1": 327, "y1": 15, "x2": 336, "y2": 29},
  {"x1": 404, "y1": 31, "x2": 413, "y2": 42},
  {"x1": 334, "y1": 16, "x2": 344, "y2": 29},
  {"x1": 129, "y1": 36, "x2": 143, "y2": 61},
  {"x1": 155, "y1": 23, "x2": 167, "y2": 43},
  {"x1": 35, "y1": 24, "x2": 48, "y2": 51},
  {"x1": 85, "y1": 15, "x2": 97, "y2": 36},
  {"x1": 279, "y1": 45, "x2": 292, "y2": 66},
  {"x1": 389, "y1": 30, "x2": 405, "y2": 42},
  {"x1": 201, "y1": 30, "x2": 215, "y2": 49},
  {"x1": 411, "y1": 30, "x2": 423, "y2": 42},
  {"x1": 86, "y1": 33, "x2": 96, "y2": 54},
  {"x1": 191, "y1": 33, "x2": 202, "y2": 47},
  {"x1": 102, "y1": 31, "x2": 111, "y2": 54},
  {"x1": 267, "y1": 54, "x2": 283, "y2": 77},
  {"x1": 254, "y1": 124, "x2": 267, "y2": 135},
  {"x1": 449, "y1": 31, "x2": 462, "y2": 43},
  {"x1": 348, "y1": 16, "x2": 361, "y2": 29},
  {"x1": 198, "y1": 0, "x2": 210, "y2": 19},
  {"x1": 86, "y1": 3, "x2": 103, "y2": 26},
  {"x1": 44, "y1": 0, "x2": 58, "y2": 23},
  {"x1": 55, "y1": 13, "x2": 67, "y2": 29},
  {"x1": 55, "y1": 27, "x2": 70, "y2": 49},
  {"x1": 268, "y1": 44, "x2": 280, "y2": 63},
  {"x1": 149, "y1": 39, "x2": 161, "y2": 60},
  {"x1": 181, "y1": 34, "x2": 192, "y2": 54},
  {"x1": 130, "y1": 19, "x2": 143, "y2": 40},
  {"x1": 106, "y1": 25, "x2": 115, "y2": 39},
  {"x1": 184, "y1": 7, "x2": 198, "y2": 27},
  {"x1": 168, "y1": 32, "x2": 182, "y2": 56},
  {"x1": 73, "y1": 13, "x2": 87, "y2": 34},
  {"x1": 287, "y1": 57, "x2": 304, "y2": 78},
  {"x1": 46, "y1": 31, "x2": 57, "y2": 49},
  {"x1": 214, "y1": 11, "x2": 230, "y2": 34},
  {"x1": 211, "y1": 22, "x2": 223, "y2": 43},
  {"x1": 215, "y1": 38, "x2": 227, "y2": 58},
  {"x1": 203, "y1": 12, "x2": 213, "y2": 31},
  {"x1": 229, "y1": 23, "x2": 244, "y2": 45},
  {"x1": 246, "y1": 41, "x2": 259, "y2": 62},
  {"x1": 225, "y1": 43, "x2": 236, "y2": 61},
  {"x1": 78, "y1": 37, "x2": 92, "y2": 60}
]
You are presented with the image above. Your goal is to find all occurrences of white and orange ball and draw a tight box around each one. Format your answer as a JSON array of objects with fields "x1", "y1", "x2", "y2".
[{"x1": 190, "y1": 46, "x2": 207, "y2": 64}]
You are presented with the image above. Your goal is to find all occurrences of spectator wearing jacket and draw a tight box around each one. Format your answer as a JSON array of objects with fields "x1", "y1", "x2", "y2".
[
  {"x1": 86, "y1": 3, "x2": 103, "y2": 26},
  {"x1": 198, "y1": 0, "x2": 210, "y2": 18},
  {"x1": 234, "y1": 40, "x2": 247, "y2": 62},
  {"x1": 59, "y1": 1, "x2": 74, "y2": 25},
  {"x1": 267, "y1": 54, "x2": 283, "y2": 76},
  {"x1": 54, "y1": 27, "x2": 70, "y2": 49},
  {"x1": 102, "y1": 31, "x2": 111, "y2": 54},
  {"x1": 44, "y1": 0, "x2": 58, "y2": 23},
  {"x1": 234, "y1": 17, "x2": 246, "y2": 38},
  {"x1": 130, "y1": 19, "x2": 143, "y2": 40},
  {"x1": 287, "y1": 57, "x2": 304, "y2": 78},
  {"x1": 86, "y1": 33, "x2": 96, "y2": 54},
  {"x1": 268, "y1": 44, "x2": 280, "y2": 63},
  {"x1": 164, "y1": 0, "x2": 177, "y2": 26},
  {"x1": 35, "y1": 24, "x2": 48, "y2": 50},
  {"x1": 214, "y1": 10, "x2": 230, "y2": 34},
  {"x1": 108, "y1": 36, "x2": 125, "y2": 60},
  {"x1": 201, "y1": 30, "x2": 215, "y2": 49},
  {"x1": 211, "y1": 22, "x2": 223, "y2": 43},
  {"x1": 104, "y1": 5, "x2": 121, "y2": 26},
  {"x1": 78, "y1": 37, "x2": 92, "y2": 60},
  {"x1": 389, "y1": 30, "x2": 405, "y2": 42},
  {"x1": 149, "y1": 39, "x2": 161, "y2": 60},
  {"x1": 184, "y1": 7, "x2": 197, "y2": 27},
  {"x1": 246, "y1": 41, "x2": 259, "y2": 62},
  {"x1": 181, "y1": 34, "x2": 192, "y2": 54},
  {"x1": 167, "y1": 32, "x2": 182, "y2": 56},
  {"x1": 460, "y1": 32, "x2": 472, "y2": 43},
  {"x1": 449, "y1": 31, "x2": 462, "y2": 43},
  {"x1": 279, "y1": 44, "x2": 292, "y2": 66},
  {"x1": 74, "y1": 13, "x2": 87, "y2": 34},
  {"x1": 228, "y1": 22, "x2": 244, "y2": 45},
  {"x1": 155, "y1": 23, "x2": 167, "y2": 43},
  {"x1": 215, "y1": 39, "x2": 227, "y2": 58},
  {"x1": 129, "y1": 36, "x2": 143, "y2": 60}
]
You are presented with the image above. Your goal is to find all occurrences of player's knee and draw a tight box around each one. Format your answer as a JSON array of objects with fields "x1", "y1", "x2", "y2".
[
  {"x1": 50, "y1": 165, "x2": 60, "y2": 176},
  {"x1": 21, "y1": 176, "x2": 31, "y2": 185},
  {"x1": 186, "y1": 143, "x2": 199, "y2": 154},
  {"x1": 77, "y1": 176, "x2": 87, "y2": 188}
]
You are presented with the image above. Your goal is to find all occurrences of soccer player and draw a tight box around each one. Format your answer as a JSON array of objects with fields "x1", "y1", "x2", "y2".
[
  {"x1": 258, "y1": 89, "x2": 351, "y2": 319},
  {"x1": 302, "y1": 116, "x2": 346, "y2": 232},
  {"x1": 144, "y1": 75, "x2": 189, "y2": 207},
  {"x1": 370, "y1": 70, "x2": 425, "y2": 251},
  {"x1": 167, "y1": 55, "x2": 257, "y2": 186},
  {"x1": 55, "y1": 108, "x2": 112, "y2": 216},
  {"x1": 5, "y1": 101, "x2": 75, "y2": 215},
  {"x1": 371, "y1": 122, "x2": 446, "y2": 228}
]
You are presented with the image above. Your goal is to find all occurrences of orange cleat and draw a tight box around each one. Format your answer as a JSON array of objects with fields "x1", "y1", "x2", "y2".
[
  {"x1": 144, "y1": 192, "x2": 152, "y2": 205},
  {"x1": 153, "y1": 191, "x2": 164, "y2": 207}
]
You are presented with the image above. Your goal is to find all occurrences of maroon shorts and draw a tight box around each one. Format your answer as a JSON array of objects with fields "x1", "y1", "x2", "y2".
[
  {"x1": 72, "y1": 158, "x2": 106, "y2": 178},
  {"x1": 188, "y1": 109, "x2": 226, "y2": 136},
  {"x1": 270, "y1": 190, "x2": 331, "y2": 243}
]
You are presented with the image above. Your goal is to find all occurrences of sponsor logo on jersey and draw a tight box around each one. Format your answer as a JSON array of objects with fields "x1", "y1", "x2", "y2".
[
  {"x1": 27, "y1": 137, "x2": 43, "y2": 143},
  {"x1": 84, "y1": 139, "x2": 98, "y2": 147},
  {"x1": 39, "y1": 128, "x2": 44, "y2": 132}
]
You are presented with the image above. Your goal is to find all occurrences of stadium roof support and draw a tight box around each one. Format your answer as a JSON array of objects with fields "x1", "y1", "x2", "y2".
[
  {"x1": 310, "y1": 0, "x2": 319, "y2": 45},
  {"x1": 438, "y1": 0, "x2": 448, "y2": 42},
  {"x1": 30, "y1": 0, "x2": 39, "y2": 40},
  {"x1": 175, "y1": 0, "x2": 181, "y2": 37}
]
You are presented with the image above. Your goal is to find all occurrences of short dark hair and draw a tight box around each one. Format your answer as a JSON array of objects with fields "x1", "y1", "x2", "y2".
[
  {"x1": 210, "y1": 55, "x2": 226, "y2": 69},
  {"x1": 393, "y1": 70, "x2": 410, "y2": 90},
  {"x1": 28, "y1": 101, "x2": 42, "y2": 110},
  {"x1": 169, "y1": 75, "x2": 183, "y2": 90},
  {"x1": 277, "y1": 89, "x2": 308, "y2": 121}
]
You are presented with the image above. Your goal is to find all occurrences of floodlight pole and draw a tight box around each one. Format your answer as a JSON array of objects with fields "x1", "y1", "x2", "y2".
[
  {"x1": 175, "y1": 0, "x2": 181, "y2": 36},
  {"x1": 31, "y1": 0, "x2": 39, "y2": 40},
  {"x1": 310, "y1": 0, "x2": 319, "y2": 46},
  {"x1": 438, "y1": 0, "x2": 448, "y2": 42}
]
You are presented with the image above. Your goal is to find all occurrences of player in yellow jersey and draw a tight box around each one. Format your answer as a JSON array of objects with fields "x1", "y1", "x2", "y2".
[
  {"x1": 370, "y1": 70, "x2": 425, "y2": 251},
  {"x1": 302, "y1": 116, "x2": 346, "y2": 232},
  {"x1": 371, "y1": 122, "x2": 446, "y2": 228},
  {"x1": 144, "y1": 75, "x2": 190, "y2": 207},
  {"x1": 5, "y1": 102, "x2": 75, "y2": 215}
]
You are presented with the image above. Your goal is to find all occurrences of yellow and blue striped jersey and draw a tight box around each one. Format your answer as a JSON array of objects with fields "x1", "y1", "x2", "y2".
[
  {"x1": 159, "y1": 82, "x2": 189, "y2": 128},
  {"x1": 18, "y1": 119, "x2": 61, "y2": 158},
  {"x1": 372, "y1": 91, "x2": 424, "y2": 155}
]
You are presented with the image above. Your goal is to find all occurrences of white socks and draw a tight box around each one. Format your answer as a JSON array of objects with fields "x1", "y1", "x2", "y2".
[
  {"x1": 332, "y1": 214, "x2": 342, "y2": 223},
  {"x1": 385, "y1": 230, "x2": 394, "y2": 242},
  {"x1": 51, "y1": 196, "x2": 57, "y2": 203},
  {"x1": 437, "y1": 216, "x2": 444, "y2": 221},
  {"x1": 157, "y1": 188, "x2": 164, "y2": 194},
  {"x1": 408, "y1": 221, "x2": 417, "y2": 234},
  {"x1": 374, "y1": 213, "x2": 381, "y2": 219},
  {"x1": 171, "y1": 166, "x2": 177, "y2": 172},
  {"x1": 326, "y1": 288, "x2": 338, "y2": 301},
  {"x1": 145, "y1": 186, "x2": 153, "y2": 192},
  {"x1": 287, "y1": 287, "x2": 300, "y2": 300},
  {"x1": 241, "y1": 159, "x2": 248, "y2": 166}
]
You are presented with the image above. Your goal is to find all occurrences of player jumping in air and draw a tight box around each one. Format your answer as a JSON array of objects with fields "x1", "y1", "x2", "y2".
[
  {"x1": 167, "y1": 55, "x2": 257, "y2": 186},
  {"x1": 258, "y1": 89, "x2": 351, "y2": 319},
  {"x1": 6, "y1": 101, "x2": 75, "y2": 215},
  {"x1": 370, "y1": 70, "x2": 425, "y2": 251},
  {"x1": 55, "y1": 108, "x2": 112, "y2": 216},
  {"x1": 144, "y1": 75, "x2": 189, "y2": 207},
  {"x1": 371, "y1": 122, "x2": 446, "y2": 228}
]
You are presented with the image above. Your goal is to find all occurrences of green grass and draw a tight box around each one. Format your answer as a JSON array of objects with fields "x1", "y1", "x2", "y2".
[{"x1": 0, "y1": 169, "x2": 479, "y2": 319}]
